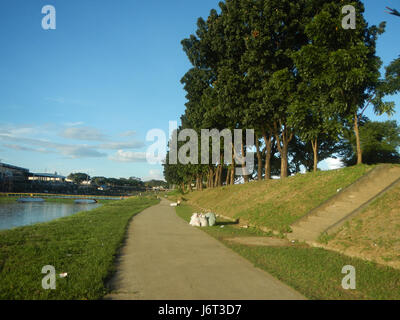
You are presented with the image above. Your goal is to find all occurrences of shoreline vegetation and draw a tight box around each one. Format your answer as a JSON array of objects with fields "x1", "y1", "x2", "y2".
[
  {"x1": 0, "y1": 196, "x2": 159, "y2": 300},
  {"x1": 0, "y1": 196, "x2": 118, "y2": 205},
  {"x1": 175, "y1": 204, "x2": 400, "y2": 300}
]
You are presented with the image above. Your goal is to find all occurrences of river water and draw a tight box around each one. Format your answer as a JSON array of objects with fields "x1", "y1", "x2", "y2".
[{"x1": 0, "y1": 201, "x2": 101, "y2": 231}]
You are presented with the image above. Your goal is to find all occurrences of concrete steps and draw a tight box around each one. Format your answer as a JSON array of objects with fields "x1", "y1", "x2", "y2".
[{"x1": 287, "y1": 165, "x2": 400, "y2": 242}]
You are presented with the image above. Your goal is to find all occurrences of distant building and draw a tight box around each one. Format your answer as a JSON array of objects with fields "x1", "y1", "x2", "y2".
[
  {"x1": 97, "y1": 185, "x2": 108, "y2": 191},
  {"x1": 0, "y1": 162, "x2": 30, "y2": 182},
  {"x1": 29, "y1": 173, "x2": 66, "y2": 183}
]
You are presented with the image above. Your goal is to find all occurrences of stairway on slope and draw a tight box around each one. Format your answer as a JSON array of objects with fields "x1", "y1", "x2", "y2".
[{"x1": 287, "y1": 165, "x2": 400, "y2": 242}]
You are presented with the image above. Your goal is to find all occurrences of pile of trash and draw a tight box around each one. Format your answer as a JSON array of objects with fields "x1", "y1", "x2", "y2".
[
  {"x1": 170, "y1": 200, "x2": 181, "y2": 207},
  {"x1": 189, "y1": 212, "x2": 216, "y2": 227}
]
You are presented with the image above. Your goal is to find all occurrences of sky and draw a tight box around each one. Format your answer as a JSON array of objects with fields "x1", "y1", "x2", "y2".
[{"x1": 0, "y1": 1, "x2": 399, "y2": 180}]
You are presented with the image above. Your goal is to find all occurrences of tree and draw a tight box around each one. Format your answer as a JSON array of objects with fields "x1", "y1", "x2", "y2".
[
  {"x1": 339, "y1": 120, "x2": 400, "y2": 166},
  {"x1": 67, "y1": 173, "x2": 90, "y2": 184},
  {"x1": 304, "y1": 1, "x2": 390, "y2": 165},
  {"x1": 386, "y1": 7, "x2": 400, "y2": 17},
  {"x1": 91, "y1": 176, "x2": 107, "y2": 186}
]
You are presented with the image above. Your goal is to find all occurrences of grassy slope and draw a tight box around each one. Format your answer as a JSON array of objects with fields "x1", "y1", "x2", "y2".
[
  {"x1": 186, "y1": 165, "x2": 375, "y2": 232},
  {"x1": 0, "y1": 196, "x2": 158, "y2": 300},
  {"x1": 322, "y1": 184, "x2": 400, "y2": 270},
  {"x1": 176, "y1": 204, "x2": 400, "y2": 300}
]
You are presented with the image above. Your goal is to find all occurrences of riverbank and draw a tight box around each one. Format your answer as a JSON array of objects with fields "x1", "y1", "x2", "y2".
[
  {"x1": 0, "y1": 196, "x2": 116, "y2": 204},
  {"x1": 176, "y1": 204, "x2": 400, "y2": 300},
  {"x1": 0, "y1": 196, "x2": 159, "y2": 299}
]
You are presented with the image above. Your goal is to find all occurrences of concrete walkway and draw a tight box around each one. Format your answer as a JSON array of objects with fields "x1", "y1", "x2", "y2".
[{"x1": 105, "y1": 199, "x2": 305, "y2": 300}]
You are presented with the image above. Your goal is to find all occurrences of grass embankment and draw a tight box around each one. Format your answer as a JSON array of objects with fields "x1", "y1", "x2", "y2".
[
  {"x1": 185, "y1": 165, "x2": 375, "y2": 233},
  {"x1": 321, "y1": 184, "x2": 400, "y2": 270},
  {"x1": 176, "y1": 204, "x2": 400, "y2": 300},
  {"x1": 0, "y1": 196, "x2": 159, "y2": 300}
]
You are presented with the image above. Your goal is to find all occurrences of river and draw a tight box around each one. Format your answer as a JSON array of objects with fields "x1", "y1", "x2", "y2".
[{"x1": 0, "y1": 201, "x2": 101, "y2": 231}]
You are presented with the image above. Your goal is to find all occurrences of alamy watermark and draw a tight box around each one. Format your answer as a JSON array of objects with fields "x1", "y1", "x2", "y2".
[
  {"x1": 146, "y1": 121, "x2": 254, "y2": 176},
  {"x1": 341, "y1": 265, "x2": 356, "y2": 290},
  {"x1": 41, "y1": 5, "x2": 56, "y2": 30},
  {"x1": 342, "y1": 5, "x2": 356, "y2": 30},
  {"x1": 41, "y1": 265, "x2": 68, "y2": 290}
]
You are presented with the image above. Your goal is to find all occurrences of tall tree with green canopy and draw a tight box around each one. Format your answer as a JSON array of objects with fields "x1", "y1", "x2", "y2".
[
  {"x1": 301, "y1": 1, "x2": 391, "y2": 165},
  {"x1": 338, "y1": 120, "x2": 400, "y2": 166}
]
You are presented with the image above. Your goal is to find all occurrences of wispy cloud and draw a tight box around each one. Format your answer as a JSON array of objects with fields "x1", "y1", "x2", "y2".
[
  {"x1": 60, "y1": 126, "x2": 107, "y2": 141},
  {"x1": 64, "y1": 121, "x2": 84, "y2": 127},
  {"x1": 0, "y1": 123, "x2": 145, "y2": 160},
  {"x1": 109, "y1": 150, "x2": 147, "y2": 163},
  {"x1": 120, "y1": 130, "x2": 137, "y2": 137},
  {"x1": 59, "y1": 146, "x2": 107, "y2": 159},
  {"x1": 144, "y1": 169, "x2": 164, "y2": 181},
  {"x1": 2, "y1": 144, "x2": 50, "y2": 153},
  {"x1": 45, "y1": 97, "x2": 94, "y2": 107},
  {"x1": 98, "y1": 141, "x2": 145, "y2": 150}
]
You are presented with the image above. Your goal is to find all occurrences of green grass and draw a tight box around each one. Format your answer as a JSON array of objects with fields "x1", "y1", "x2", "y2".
[
  {"x1": 186, "y1": 165, "x2": 375, "y2": 233},
  {"x1": 163, "y1": 189, "x2": 185, "y2": 203},
  {"x1": 321, "y1": 183, "x2": 400, "y2": 269},
  {"x1": 0, "y1": 197, "x2": 20, "y2": 204},
  {"x1": 0, "y1": 196, "x2": 159, "y2": 300},
  {"x1": 176, "y1": 204, "x2": 400, "y2": 300}
]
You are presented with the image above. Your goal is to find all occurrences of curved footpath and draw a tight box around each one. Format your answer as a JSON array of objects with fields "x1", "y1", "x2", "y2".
[{"x1": 104, "y1": 199, "x2": 305, "y2": 300}]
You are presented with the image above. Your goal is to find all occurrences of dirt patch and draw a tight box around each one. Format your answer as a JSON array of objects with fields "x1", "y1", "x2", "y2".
[{"x1": 224, "y1": 237, "x2": 291, "y2": 247}]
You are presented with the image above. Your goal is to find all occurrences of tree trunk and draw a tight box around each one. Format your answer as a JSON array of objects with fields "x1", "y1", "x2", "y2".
[
  {"x1": 230, "y1": 144, "x2": 235, "y2": 185},
  {"x1": 225, "y1": 166, "x2": 230, "y2": 185},
  {"x1": 354, "y1": 112, "x2": 362, "y2": 165},
  {"x1": 311, "y1": 138, "x2": 318, "y2": 172},
  {"x1": 255, "y1": 135, "x2": 262, "y2": 181},
  {"x1": 274, "y1": 122, "x2": 293, "y2": 179},
  {"x1": 241, "y1": 139, "x2": 249, "y2": 183},
  {"x1": 263, "y1": 131, "x2": 272, "y2": 180},
  {"x1": 218, "y1": 153, "x2": 223, "y2": 186},
  {"x1": 214, "y1": 165, "x2": 219, "y2": 187},
  {"x1": 207, "y1": 168, "x2": 212, "y2": 188}
]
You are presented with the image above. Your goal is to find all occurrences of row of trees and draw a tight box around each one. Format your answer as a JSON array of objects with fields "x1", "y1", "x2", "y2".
[
  {"x1": 163, "y1": 0, "x2": 400, "y2": 190},
  {"x1": 67, "y1": 173, "x2": 144, "y2": 188}
]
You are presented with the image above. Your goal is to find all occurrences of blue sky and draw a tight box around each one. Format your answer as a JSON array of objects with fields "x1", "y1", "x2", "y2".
[{"x1": 0, "y1": 1, "x2": 399, "y2": 179}]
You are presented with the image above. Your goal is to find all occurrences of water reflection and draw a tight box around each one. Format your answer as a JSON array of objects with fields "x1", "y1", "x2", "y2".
[{"x1": 0, "y1": 202, "x2": 101, "y2": 230}]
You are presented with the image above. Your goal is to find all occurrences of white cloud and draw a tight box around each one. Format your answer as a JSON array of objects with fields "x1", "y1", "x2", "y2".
[
  {"x1": 45, "y1": 97, "x2": 94, "y2": 107},
  {"x1": 0, "y1": 123, "x2": 145, "y2": 161},
  {"x1": 60, "y1": 126, "x2": 106, "y2": 141},
  {"x1": 98, "y1": 141, "x2": 145, "y2": 150},
  {"x1": 109, "y1": 150, "x2": 147, "y2": 163},
  {"x1": 145, "y1": 169, "x2": 165, "y2": 181},
  {"x1": 2, "y1": 144, "x2": 50, "y2": 153},
  {"x1": 64, "y1": 121, "x2": 84, "y2": 127},
  {"x1": 59, "y1": 146, "x2": 107, "y2": 159},
  {"x1": 120, "y1": 130, "x2": 137, "y2": 137}
]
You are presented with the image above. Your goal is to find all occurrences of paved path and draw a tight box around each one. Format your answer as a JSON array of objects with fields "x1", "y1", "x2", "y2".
[{"x1": 105, "y1": 199, "x2": 305, "y2": 300}]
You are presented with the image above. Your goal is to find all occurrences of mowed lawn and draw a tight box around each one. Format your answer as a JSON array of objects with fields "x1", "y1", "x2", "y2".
[
  {"x1": 176, "y1": 204, "x2": 400, "y2": 300},
  {"x1": 186, "y1": 165, "x2": 375, "y2": 232},
  {"x1": 0, "y1": 196, "x2": 158, "y2": 300}
]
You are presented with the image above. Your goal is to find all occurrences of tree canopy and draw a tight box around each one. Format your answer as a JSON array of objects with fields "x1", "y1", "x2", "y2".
[{"x1": 163, "y1": 0, "x2": 400, "y2": 190}]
